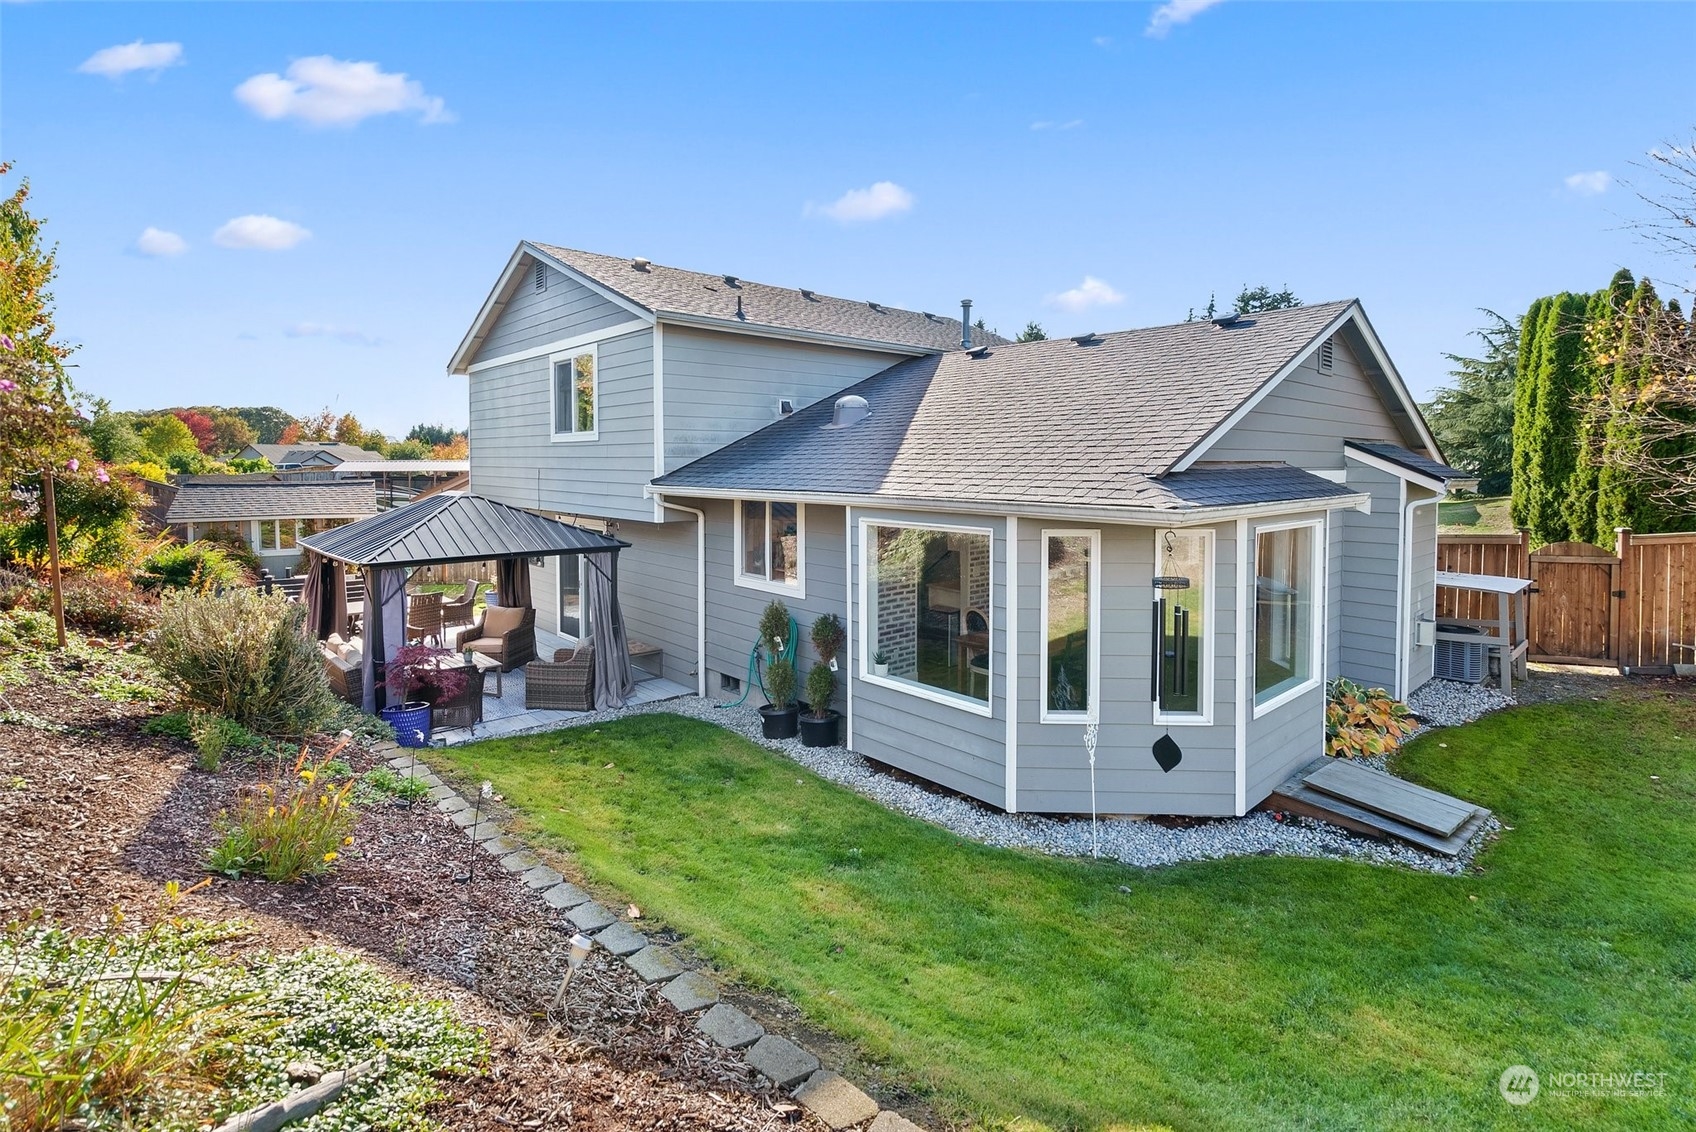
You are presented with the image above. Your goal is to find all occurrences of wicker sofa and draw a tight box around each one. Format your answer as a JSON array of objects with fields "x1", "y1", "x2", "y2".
[
  {"x1": 454, "y1": 605, "x2": 536, "y2": 672},
  {"x1": 320, "y1": 637, "x2": 365, "y2": 707},
  {"x1": 525, "y1": 646, "x2": 595, "y2": 711}
]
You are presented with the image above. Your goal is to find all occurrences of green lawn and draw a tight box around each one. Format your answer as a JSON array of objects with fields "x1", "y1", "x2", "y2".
[
  {"x1": 432, "y1": 698, "x2": 1696, "y2": 1131},
  {"x1": 1439, "y1": 495, "x2": 1515, "y2": 534}
]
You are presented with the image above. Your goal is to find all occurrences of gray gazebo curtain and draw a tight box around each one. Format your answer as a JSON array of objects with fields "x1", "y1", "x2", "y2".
[
  {"x1": 496, "y1": 557, "x2": 532, "y2": 609},
  {"x1": 298, "y1": 552, "x2": 346, "y2": 641},
  {"x1": 359, "y1": 566, "x2": 408, "y2": 713},
  {"x1": 584, "y1": 550, "x2": 635, "y2": 709}
]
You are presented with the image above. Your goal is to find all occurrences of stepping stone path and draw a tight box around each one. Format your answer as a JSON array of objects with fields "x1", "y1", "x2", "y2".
[{"x1": 394, "y1": 737, "x2": 929, "y2": 1131}]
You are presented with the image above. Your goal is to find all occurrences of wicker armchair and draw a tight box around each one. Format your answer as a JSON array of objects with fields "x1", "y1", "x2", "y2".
[
  {"x1": 406, "y1": 591, "x2": 445, "y2": 646},
  {"x1": 455, "y1": 605, "x2": 536, "y2": 672},
  {"x1": 441, "y1": 581, "x2": 483, "y2": 632},
  {"x1": 323, "y1": 652, "x2": 363, "y2": 707},
  {"x1": 525, "y1": 646, "x2": 595, "y2": 711},
  {"x1": 427, "y1": 663, "x2": 486, "y2": 730}
]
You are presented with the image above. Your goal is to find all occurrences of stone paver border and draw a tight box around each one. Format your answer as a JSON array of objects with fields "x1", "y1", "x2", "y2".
[{"x1": 382, "y1": 739, "x2": 926, "y2": 1130}]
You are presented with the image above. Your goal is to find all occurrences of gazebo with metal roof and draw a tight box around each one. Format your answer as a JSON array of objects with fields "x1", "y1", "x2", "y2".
[{"x1": 298, "y1": 492, "x2": 634, "y2": 713}]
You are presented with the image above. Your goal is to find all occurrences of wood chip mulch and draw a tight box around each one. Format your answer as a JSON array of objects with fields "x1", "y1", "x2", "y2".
[{"x1": 0, "y1": 660, "x2": 826, "y2": 1131}]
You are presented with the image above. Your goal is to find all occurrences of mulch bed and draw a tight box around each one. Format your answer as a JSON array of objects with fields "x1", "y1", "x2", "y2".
[{"x1": 0, "y1": 654, "x2": 826, "y2": 1131}]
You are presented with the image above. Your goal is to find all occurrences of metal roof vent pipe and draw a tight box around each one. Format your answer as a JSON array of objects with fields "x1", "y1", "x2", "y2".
[
  {"x1": 822, "y1": 394, "x2": 871, "y2": 431},
  {"x1": 960, "y1": 299, "x2": 973, "y2": 348}
]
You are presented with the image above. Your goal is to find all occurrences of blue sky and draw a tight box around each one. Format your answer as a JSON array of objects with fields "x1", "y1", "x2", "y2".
[{"x1": 5, "y1": 2, "x2": 1692, "y2": 436}]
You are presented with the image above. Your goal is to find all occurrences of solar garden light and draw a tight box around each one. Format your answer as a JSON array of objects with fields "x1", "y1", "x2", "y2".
[{"x1": 552, "y1": 932, "x2": 596, "y2": 1012}]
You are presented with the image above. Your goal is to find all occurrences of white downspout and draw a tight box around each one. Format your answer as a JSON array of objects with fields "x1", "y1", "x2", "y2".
[
  {"x1": 1397, "y1": 493, "x2": 1441, "y2": 699},
  {"x1": 658, "y1": 496, "x2": 708, "y2": 698}
]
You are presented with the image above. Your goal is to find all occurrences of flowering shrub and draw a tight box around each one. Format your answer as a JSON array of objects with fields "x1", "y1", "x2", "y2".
[
  {"x1": 207, "y1": 742, "x2": 358, "y2": 882},
  {"x1": 1324, "y1": 678, "x2": 1419, "y2": 758}
]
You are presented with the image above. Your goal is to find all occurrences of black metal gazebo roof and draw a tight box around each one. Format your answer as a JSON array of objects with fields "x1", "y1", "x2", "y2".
[{"x1": 298, "y1": 492, "x2": 627, "y2": 569}]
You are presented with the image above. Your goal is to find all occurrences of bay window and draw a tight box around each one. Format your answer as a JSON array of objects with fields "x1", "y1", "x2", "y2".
[
  {"x1": 1153, "y1": 529, "x2": 1213, "y2": 723},
  {"x1": 1042, "y1": 530, "x2": 1098, "y2": 721},
  {"x1": 864, "y1": 521, "x2": 991, "y2": 712},
  {"x1": 1254, "y1": 521, "x2": 1321, "y2": 710}
]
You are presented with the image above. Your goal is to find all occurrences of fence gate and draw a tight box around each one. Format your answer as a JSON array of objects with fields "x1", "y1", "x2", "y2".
[{"x1": 1527, "y1": 542, "x2": 1619, "y2": 664}]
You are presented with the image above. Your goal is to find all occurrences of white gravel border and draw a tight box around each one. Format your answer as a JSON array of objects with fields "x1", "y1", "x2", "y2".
[{"x1": 491, "y1": 679, "x2": 1514, "y2": 876}]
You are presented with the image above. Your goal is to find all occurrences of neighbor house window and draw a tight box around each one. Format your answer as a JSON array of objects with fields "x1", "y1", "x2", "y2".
[
  {"x1": 863, "y1": 521, "x2": 992, "y2": 713},
  {"x1": 1042, "y1": 530, "x2": 1099, "y2": 721},
  {"x1": 1153, "y1": 529, "x2": 1214, "y2": 724},
  {"x1": 301, "y1": 518, "x2": 350, "y2": 536},
  {"x1": 258, "y1": 520, "x2": 299, "y2": 551},
  {"x1": 551, "y1": 347, "x2": 596, "y2": 438},
  {"x1": 196, "y1": 520, "x2": 244, "y2": 543},
  {"x1": 558, "y1": 555, "x2": 588, "y2": 640},
  {"x1": 735, "y1": 500, "x2": 803, "y2": 594},
  {"x1": 1254, "y1": 521, "x2": 1321, "y2": 710}
]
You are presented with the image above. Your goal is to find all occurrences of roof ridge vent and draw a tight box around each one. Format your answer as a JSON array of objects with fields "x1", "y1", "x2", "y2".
[
  {"x1": 868, "y1": 301, "x2": 884, "y2": 313},
  {"x1": 821, "y1": 394, "x2": 871, "y2": 431},
  {"x1": 631, "y1": 257, "x2": 651, "y2": 271},
  {"x1": 966, "y1": 345, "x2": 990, "y2": 358},
  {"x1": 723, "y1": 274, "x2": 740, "y2": 287},
  {"x1": 1072, "y1": 331, "x2": 1098, "y2": 345},
  {"x1": 800, "y1": 288, "x2": 816, "y2": 300},
  {"x1": 1211, "y1": 312, "x2": 1243, "y2": 328}
]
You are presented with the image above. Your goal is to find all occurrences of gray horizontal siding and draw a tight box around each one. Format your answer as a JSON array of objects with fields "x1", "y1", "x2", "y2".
[
  {"x1": 1245, "y1": 683, "x2": 1324, "y2": 805},
  {"x1": 661, "y1": 326, "x2": 903, "y2": 473},
  {"x1": 1014, "y1": 521, "x2": 1241, "y2": 817},
  {"x1": 1338, "y1": 461, "x2": 1402, "y2": 690},
  {"x1": 848, "y1": 507, "x2": 1007, "y2": 807},
  {"x1": 469, "y1": 329, "x2": 656, "y2": 524},
  {"x1": 476, "y1": 264, "x2": 638, "y2": 362},
  {"x1": 1206, "y1": 336, "x2": 1404, "y2": 469},
  {"x1": 615, "y1": 518, "x2": 701, "y2": 690}
]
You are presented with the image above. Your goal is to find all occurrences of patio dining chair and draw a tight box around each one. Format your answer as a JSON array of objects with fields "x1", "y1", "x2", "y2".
[
  {"x1": 441, "y1": 580, "x2": 483, "y2": 632},
  {"x1": 407, "y1": 591, "x2": 445, "y2": 646}
]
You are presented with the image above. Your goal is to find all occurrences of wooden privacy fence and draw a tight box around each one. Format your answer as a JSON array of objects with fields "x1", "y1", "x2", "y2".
[
  {"x1": 408, "y1": 560, "x2": 498, "y2": 586},
  {"x1": 1437, "y1": 528, "x2": 1696, "y2": 671}
]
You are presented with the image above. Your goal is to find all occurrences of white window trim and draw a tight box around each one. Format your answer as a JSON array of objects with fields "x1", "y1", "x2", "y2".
[
  {"x1": 858, "y1": 515, "x2": 993, "y2": 719},
  {"x1": 548, "y1": 343, "x2": 600, "y2": 442},
  {"x1": 1153, "y1": 526, "x2": 1217, "y2": 727},
  {"x1": 1251, "y1": 517, "x2": 1326, "y2": 718},
  {"x1": 1039, "y1": 528, "x2": 1101, "y2": 725},
  {"x1": 733, "y1": 500, "x2": 806, "y2": 598},
  {"x1": 556, "y1": 554, "x2": 587, "y2": 643}
]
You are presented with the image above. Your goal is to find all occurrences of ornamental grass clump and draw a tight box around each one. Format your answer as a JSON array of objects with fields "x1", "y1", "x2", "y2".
[
  {"x1": 208, "y1": 740, "x2": 358, "y2": 883},
  {"x1": 148, "y1": 588, "x2": 336, "y2": 736},
  {"x1": 1324, "y1": 678, "x2": 1419, "y2": 758}
]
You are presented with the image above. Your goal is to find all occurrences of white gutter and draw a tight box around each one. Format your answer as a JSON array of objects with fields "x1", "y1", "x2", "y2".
[
  {"x1": 659, "y1": 499, "x2": 708, "y2": 698},
  {"x1": 649, "y1": 484, "x2": 1370, "y2": 529},
  {"x1": 1395, "y1": 493, "x2": 1443, "y2": 699}
]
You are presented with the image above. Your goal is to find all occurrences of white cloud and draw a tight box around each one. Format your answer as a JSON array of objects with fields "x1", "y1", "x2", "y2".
[
  {"x1": 1047, "y1": 276, "x2": 1126, "y2": 312},
  {"x1": 1031, "y1": 119, "x2": 1084, "y2": 131},
  {"x1": 235, "y1": 56, "x2": 453, "y2": 127},
  {"x1": 134, "y1": 227, "x2": 187, "y2": 257},
  {"x1": 77, "y1": 40, "x2": 183, "y2": 78},
  {"x1": 804, "y1": 181, "x2": 915, "y2": 224},
  {"x1": 1563, "y1": 170, "x2": 1612, "y2": 196},
  {"x1": 285, "y1": 322, "x2": 380, "y2": 347},
  {"x1": 1093, "y1": 35, "x2": 1115, "y2": 48},
  {"x1": 1146, "y1": 0, "x2": 1227, "y2": 38},
  {"x1": 213, "y1": 215, "x2": 311, "y2": 251}
]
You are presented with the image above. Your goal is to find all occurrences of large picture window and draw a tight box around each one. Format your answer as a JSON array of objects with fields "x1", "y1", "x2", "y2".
[
  {"x1": 551, "y1": 347, "x2": 596, "y2": 439},
  {"x1": 864, "y1": 522, "x2": 991, "y2": 712},
  {"x1": 258, "y1": 520, "x2": 299, "y2": 551},
  {"x1": 1154, "y1": 529, "x2": 1213, "y2": 723},
  {"x1": 735, "y1": 500, "x2": 803, "y2": 594},
  {"x1": 1042, "y1": 530, "x2": 1098, "y2": 721},
  {"x1": 1254, "y1": 522, "x2": 1320, "y2": 710}
]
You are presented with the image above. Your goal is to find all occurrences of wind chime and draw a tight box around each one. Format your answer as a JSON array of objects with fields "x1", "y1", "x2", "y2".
[{"x1": 1149, "y1": 531, "x2": 1190, "y2": 774}]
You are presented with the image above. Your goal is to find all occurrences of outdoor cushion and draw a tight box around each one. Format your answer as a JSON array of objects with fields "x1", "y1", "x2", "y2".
[
  {"x1": 326, "y1": 633, "x2": 346, "y2": 649},
  {"x1": 327, "y1": 654, "x2": 356, "y2": 674},
  {"x1": 483, "y1": 605, "x2": 525, "y2": 636},
  {"x1": 462, "y1": 637, "x2": 502, "y2": 656}
]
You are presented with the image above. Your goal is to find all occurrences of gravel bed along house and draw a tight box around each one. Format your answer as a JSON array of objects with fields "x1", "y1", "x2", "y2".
[{"x1": 516, "y1": 680, "x2": 1516, "y2": 877}]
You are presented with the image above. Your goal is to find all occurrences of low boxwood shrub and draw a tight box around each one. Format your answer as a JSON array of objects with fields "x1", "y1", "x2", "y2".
[
  {"x1": 148, "y1": 589, "x2": 337, "y2": 736},
  {"x1": 1325, "y1": 678, "x2": 1419, "y2": 758}
]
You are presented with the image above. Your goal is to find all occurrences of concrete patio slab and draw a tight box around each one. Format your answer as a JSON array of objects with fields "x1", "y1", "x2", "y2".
[
  {"x1": 745, "y1": 1034, "x2": 819, "y2": 1089},
  {"x1": 659, "y1": 970, "x2": 719, "y2": 1012},
  {"x1": 567, "y1": 901, "x2": 617, "y2": 932},
  {"x1": 625, "y1": 945, "x2": 686, "y2": 983},
  {"x1": 696, "y1": 1003, "x2": 764, "y2": 1049},
  {"x1": 593, "y1": 921, "x2": 647, "y2": 955},
  {"x1": 869, "y1": 1111, "x2": 926, "y2": 1132}
]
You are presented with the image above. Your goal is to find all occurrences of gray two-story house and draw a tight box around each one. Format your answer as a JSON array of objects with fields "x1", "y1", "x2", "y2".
[{"x1": 451, "y1": 241, "x2": 1470, "y2": 817}]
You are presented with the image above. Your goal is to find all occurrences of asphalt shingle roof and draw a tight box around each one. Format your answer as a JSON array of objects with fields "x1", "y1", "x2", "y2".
[
  {"x1": 653, "y1": 302, "x2": 1360, "y2": 511},
  {"x1": 1345, "y1": 440, "x2": 1472, "y2": 484},
  {"x1": 164, "y1": 479, "x2": 379, "y2": 523},
  {"x1": 533, "y1": 243, "x2": 1006, "y2": 354},
  {"x1": 300, "y1": 492, "x2": 623, "y2": 567},
  {"x1": 246, "y1": 442, "x2": 382, "y2": 466}
]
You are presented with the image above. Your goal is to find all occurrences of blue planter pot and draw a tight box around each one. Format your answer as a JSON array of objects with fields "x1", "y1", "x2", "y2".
[{"x1": 380, "y1": 702, "x2": 433, "y2": 748}]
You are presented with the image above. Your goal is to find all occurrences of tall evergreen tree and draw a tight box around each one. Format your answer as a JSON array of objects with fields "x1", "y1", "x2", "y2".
[
  {"x1": 1522, "y1": 292, "x2": 1591, "y2": 544},
  {"x1": 1509, "y1": 295, "x2": 1551, "y2": 528},
  {"x1": 1423, "y1": 310, "x2": 1519, "y2": 495},
  {"x1": 1562, "y1": 271, "x2": 1634, "y2": 543}
]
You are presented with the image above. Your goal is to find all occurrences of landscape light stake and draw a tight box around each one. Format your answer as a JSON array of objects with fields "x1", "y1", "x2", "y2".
[
  {"x1": 550, "y1": 932, "x2": 595, "y2": 1014},
  {"x1": 460, "y1": 780, "x2": 492, "y2": 885},
  {"x1": 1084, "y1": 722, "x2": 1100, "y2": 859}
]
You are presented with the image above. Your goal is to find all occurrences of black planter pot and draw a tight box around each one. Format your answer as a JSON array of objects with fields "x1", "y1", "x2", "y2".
[
  {"x1": 759, "y1": 703, "x2": 800, "y2": 740},
  {"x1": 798, "y1": 710, "x2": 841, "y2": 748}
]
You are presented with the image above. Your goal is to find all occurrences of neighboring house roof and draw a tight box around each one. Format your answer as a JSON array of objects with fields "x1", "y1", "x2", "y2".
[
  {"x1": 653, "y1": 302, "x2": 1381, "y2": 514},
  {"x1": 299, "y1": 491, "x2": 625, "y2": 567},
  {"x1": 164, "y1": 479, "x2": 379, "y2": 523},
  {"x1": 450, "y1": 241, "x2": 1005, "y2": 372},
  {"x1": 1344, "y1": 440, "x2": 1475, "y2": 488},
  {"x1": 310, "y1": 460, "x2": 470, "y2": 475},
  {"x1": 244, "y1": 442, "x2": 382, "y2": 466}
]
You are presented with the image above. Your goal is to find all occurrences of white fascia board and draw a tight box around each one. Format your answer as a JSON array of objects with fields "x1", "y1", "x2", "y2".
[
  {"x1": 649, "y1": 486, "x2": 1371, "y2": 527},
  {"x1": 654, "y1": 310, "x2": 934, "y2": 357},
  {"x1": 1343, "y1": 443, "x2": 1451, "y2": 494}
]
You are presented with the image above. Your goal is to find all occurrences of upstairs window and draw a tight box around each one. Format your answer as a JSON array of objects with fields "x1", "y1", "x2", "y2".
[
  {"x1": 736, "y1": 500, "x2": 803, "y2": 594},
  {"x1": 551, "y1": 347, "x2": 597, "y2": 439}
]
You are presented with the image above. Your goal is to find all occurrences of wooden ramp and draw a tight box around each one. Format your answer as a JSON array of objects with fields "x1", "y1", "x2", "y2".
[{"x1": 1263, "y1": 758, "x2": 1491, "y2": 857}]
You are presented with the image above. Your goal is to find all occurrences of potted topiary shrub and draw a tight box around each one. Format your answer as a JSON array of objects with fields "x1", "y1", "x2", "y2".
[
  {"x1": 756, "y1": 600, "x2": 799, "y2": 739},
  {"x1": 380, "y1": 645, "x2": 469, "y2": 748},
  {"x1": 799, "y1": 661, "x2": 840, "y2": 747},
  {"x1": 870, "y1": 649, "x2": 890, "y2": 677}
]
